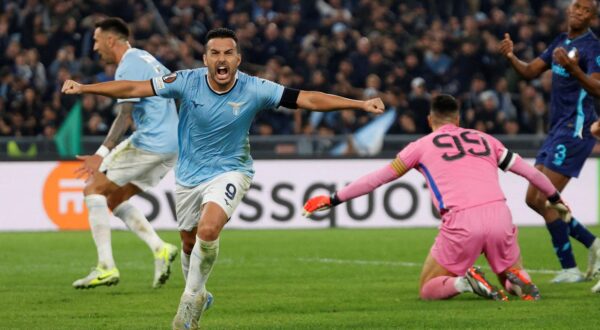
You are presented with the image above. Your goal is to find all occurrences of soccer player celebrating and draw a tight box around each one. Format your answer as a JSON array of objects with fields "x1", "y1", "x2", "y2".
[
  {"x1": 71, "y1": 18, "x2": 179, "y2": 289},
  {"x1": 304, "y1": 94, "x2": 572, "y2": 301},
  {"x1": 499, "y1": 0, "x2": 600, "y2": 283},
  {"x1": 62, "y1": 28, "x2": 384, "y2": 329}
]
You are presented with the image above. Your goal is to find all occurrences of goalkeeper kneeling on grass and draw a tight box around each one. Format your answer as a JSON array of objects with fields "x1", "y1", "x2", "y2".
[{"x1": 303, "y1": 94, "x2": 573, "y2": 301}]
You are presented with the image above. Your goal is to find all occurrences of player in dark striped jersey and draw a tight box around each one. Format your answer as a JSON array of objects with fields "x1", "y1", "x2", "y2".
[{"x1": 499, "y1": 0, "x2": 600, "y2": 285}]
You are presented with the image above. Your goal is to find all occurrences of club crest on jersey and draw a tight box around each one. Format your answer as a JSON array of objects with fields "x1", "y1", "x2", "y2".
[
  {"x1": 227, "y1": 101, "x2": 245, "y2": 116},
  {"x1": 162, "y1": 72, "x2": 177, "y2": 83}
]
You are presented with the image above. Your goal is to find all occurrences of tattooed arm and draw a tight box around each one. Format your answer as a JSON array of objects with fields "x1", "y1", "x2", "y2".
[
  {"x1": 103, "y1": 102, "x2": 134, "y2": 150},
  {"x1": 75, "y1": 103, "x2": 134, "y2": 178}
]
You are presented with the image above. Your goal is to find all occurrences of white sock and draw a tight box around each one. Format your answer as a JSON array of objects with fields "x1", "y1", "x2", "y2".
[
  {"x1": 85, "y1": 194, "x2": 115, "y2": 269},
  {"x1": 181, "y1": 249, "x2": 190, "y2": 282},
  {"x1": 184, "y1": 237, "x2": 219, "y2": 295},
  {"x1": 454, "y1": 276, "x2": 473, "y2": 293},
  {"x1": 113, "y1": 201, "x2": 164, "y2": 253},
  {"x1": 590, "y1": 238, "x2": 600, "y2": 251}
]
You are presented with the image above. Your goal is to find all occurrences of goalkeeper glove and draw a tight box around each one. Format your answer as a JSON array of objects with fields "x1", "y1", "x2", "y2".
[
  {"x1": 302, "y1": 192, "x2": 342, "y2": 217},
  {"x1": 545, "y1": 192, "x2": 572, "y2": 223}
]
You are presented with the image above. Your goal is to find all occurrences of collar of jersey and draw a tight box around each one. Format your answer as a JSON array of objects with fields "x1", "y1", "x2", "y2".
[
  {"x1": 119, "y1": 47, "x2": 135, "y2": 66},
  {"x1": 205, "y1": 71, "x2": 239, "y2": 96},
  {"x1": 566, "y1": 29, "x2": 591, "y2": 44},
  {"x1": 438, "y1": 123, "x2": 458, "y2": 131}
]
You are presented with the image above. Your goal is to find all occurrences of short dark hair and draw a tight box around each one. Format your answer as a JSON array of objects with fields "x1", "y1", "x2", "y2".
[
  {"x1": 205, "y1": 28, "x2": 239, "y2": 50},
  {"x1": 95, "y1": 17, "x2": 130, "y2": 39},
  {"x1": 431, "y1": 94, "x2": 459, "y2": 116}
]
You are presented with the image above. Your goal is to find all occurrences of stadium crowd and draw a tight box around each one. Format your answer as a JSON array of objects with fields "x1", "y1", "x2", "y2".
[{"x1": 0, "y1": 0, "x2": 596, "y2": 139}]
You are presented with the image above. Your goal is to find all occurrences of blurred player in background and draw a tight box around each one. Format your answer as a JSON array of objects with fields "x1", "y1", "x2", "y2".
[
  {"x1": 303, "y1": 94, "x2": 573, "y2": 301},
  {"x1": 72, "y1": 17, "x2": 178, "y2": 289},
  {"x1": 499, "y1": 0, "x2": 600, "y2": 284},
  {"x1": 62, "y1": 28, "x2": 384, "y2": 329}
]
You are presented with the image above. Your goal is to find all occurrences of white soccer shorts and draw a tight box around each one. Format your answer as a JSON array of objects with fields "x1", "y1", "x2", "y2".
[
  {"x1": 100, "y1": 138, "x2": 176, "y2": 191},
  {"x1": 175, "y1": 171, "x2": 252, "y2": 232}
]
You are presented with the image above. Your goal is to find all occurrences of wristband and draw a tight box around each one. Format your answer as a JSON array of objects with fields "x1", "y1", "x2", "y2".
[
  {"x1": 330, "y1": 192, "x2": 342, "y2": 206},
  {"x1": 547, "y1": 192, "x2": 561, "y2": 204},
  {"x1": 95, "y1": 145, "x2": 110, "y2": 158}
]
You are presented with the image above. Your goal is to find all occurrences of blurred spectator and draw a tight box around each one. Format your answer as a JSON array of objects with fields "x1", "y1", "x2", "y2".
[
  {"x1": 349, "y1": 37, "x2": 371, "y2": 87},
  {"x1": 86, "y1": 113, "x2": 108, "y2": 135},
  {"x1": 0, "y1": 0, "x2": 592, "y2": 142},
  {"x1": 474, "y1": 90, "x2": 503, "y2": 134},
  {"x1": 424, "y1": 40, "x2": 452, "y2": 78},
  {"x1": 494, "y1": 77, "x2": 518, "y2": 121},
  {"x1": 48, "y1": 46, "x2": 80, "y2": 81},
  {"x1": 504, "y1": 118, "x2": 521, "y2": 135},
  {"x1": 408, "y1": 77, "x2": 431, "y2": 133}
]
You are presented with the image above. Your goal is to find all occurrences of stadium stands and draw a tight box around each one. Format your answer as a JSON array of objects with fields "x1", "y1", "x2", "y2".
[{"x1": 0, "y1": 0, "x2": 599, "y2": 156}]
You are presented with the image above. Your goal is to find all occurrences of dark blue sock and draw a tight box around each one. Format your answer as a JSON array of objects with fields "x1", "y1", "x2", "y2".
[
  {"x1": 546, "y1": 219, "x2": 576, "y2": 269},
  {"x1": 568, "y1": 218, "x2": 597, "y2": 248}
]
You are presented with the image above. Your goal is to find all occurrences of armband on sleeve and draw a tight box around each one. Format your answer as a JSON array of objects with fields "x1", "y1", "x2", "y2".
[
  {"x1": 498, "y1": 149, "x2": 516, "y2": 171},
  {"x1": 279, "y1": 87, "x2": 300, "y2": 109},
  {"x1": 330, "y1": 192, "x2": 342, "y2": 206}
]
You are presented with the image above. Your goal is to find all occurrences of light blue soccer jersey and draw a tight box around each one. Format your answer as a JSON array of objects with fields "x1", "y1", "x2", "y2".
[
  {"x1": 151, "y1": 68, "x2": 284, "y2": 186},
  {"x1": 116, "y1": 48, "x2": 178, "y2": 154}
]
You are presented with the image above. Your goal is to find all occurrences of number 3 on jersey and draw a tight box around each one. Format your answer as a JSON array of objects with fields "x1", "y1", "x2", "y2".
[{"x1": 433, "y1": 132, "x2": 490, "y2": 161}]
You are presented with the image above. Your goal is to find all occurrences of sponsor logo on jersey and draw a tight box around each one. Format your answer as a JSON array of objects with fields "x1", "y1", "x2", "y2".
[{"x1": 552, "y1": 64, "x2": 570, "y2": 77}]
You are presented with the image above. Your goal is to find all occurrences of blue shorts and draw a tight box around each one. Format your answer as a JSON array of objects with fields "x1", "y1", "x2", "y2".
[{"x1": 535, "y1": 130, "x2": 595, "y2": 178}]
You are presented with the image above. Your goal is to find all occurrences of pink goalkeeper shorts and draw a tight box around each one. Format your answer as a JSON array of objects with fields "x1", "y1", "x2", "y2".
[{"x1": 430, "y1": 200, "x2": 520, "y2": 275}]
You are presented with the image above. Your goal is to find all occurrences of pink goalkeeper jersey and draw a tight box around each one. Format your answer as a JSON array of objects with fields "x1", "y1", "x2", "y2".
[{"x1": 398, "y1": 124, "x2": 511, "y2": 212}]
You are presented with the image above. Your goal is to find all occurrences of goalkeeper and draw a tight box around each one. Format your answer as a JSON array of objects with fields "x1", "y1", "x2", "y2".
[{"x1": 304, "y1": 94, "x2": 572, "y2": 301}]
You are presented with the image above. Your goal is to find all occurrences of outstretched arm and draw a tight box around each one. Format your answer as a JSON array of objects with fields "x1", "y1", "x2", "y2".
[
  {"x1": 303, "y1": 159, "x2": 406, "y2": 216},
  {"x1": 507, "y1": 154, "x2": 572, "y2": 221},
  {"x1": 62, "y1": 79, "x2": 155, "y2": 99},
  {"x1": 499, "y1": 33, "x2": 548, "y2": 79},
  {"x1": 296, "y1": 90, "x2": 384, "y2": 114},
  {"x1": 508, "y1": 156, "x2": 556, "y2": 196}
]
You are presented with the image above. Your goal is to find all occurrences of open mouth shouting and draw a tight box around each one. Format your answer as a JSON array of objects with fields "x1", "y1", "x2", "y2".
[{"x1": 215, "y1": 64, "x2": 230, "y2": 82}]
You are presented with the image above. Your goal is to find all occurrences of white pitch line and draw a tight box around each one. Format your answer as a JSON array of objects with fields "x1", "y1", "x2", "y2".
[{"x1": 298, "y1": 257, "x2": 561, "y2": 275}]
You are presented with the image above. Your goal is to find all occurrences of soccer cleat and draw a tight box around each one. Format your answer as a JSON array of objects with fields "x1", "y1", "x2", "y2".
[
  {"x1": 585, "y1": 239, "x2": 600, "y2": 279},
  {"x1": 465, "y1": 267, "x2": 508, "y2": 301},
  {"x1": 172, "y1": 291, "x2": 213, "y2": 330},
  {"x1": 73, "y1": 266, "x2": 120, "y2": 289},
  {"x1": 153, "y1": 243, "x2": 178, "y2": 288},
  {"x1": 505, "y1": 268, "x2": 540, "y2": 301},
  {"x1": 550, "y1": 267, "x2": 585, "y2": 283}
]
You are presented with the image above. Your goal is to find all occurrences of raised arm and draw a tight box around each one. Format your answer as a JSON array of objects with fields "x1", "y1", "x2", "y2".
[
  {"x1": 302, "y1": 159, "x2": 406, "y2": 216},
  {"x1": 499, "y1": 33, "x2": 549, "y2": 79},
  {"x1": 62, "y1": 79, "x2": 155, "y2": 99},
  {"x1": 296, "y1": 90, "x2": 384, "y2": 114}
]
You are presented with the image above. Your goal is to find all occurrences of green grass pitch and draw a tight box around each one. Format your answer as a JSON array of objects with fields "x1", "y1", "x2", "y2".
[{"x1": 1, "y1": 227, "x2": 599, "y2": 329}]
